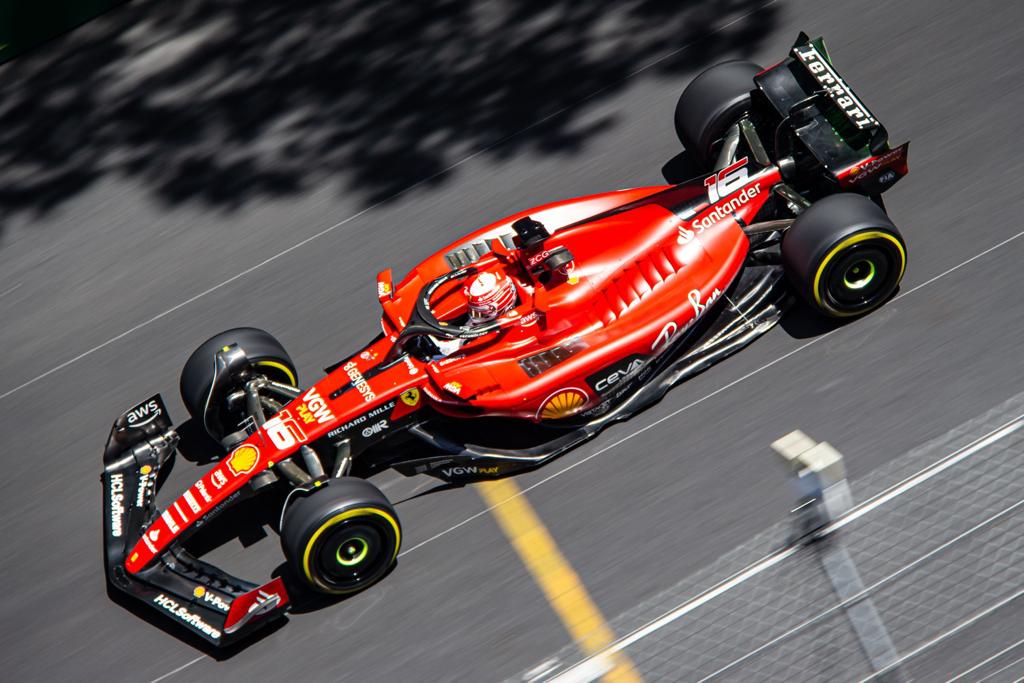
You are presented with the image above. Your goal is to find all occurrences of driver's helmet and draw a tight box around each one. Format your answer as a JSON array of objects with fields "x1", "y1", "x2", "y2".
[{"x1": 464, "y1": 270, "x2": 517, "y2": 324}]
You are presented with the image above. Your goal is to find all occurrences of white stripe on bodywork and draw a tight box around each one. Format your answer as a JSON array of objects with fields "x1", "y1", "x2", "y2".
[{"x1": 161, "y1": 509, "x2": 180, "y2": 533}]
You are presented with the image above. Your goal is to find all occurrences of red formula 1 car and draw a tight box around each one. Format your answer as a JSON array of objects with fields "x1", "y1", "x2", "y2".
[{"x1": 102, "y1": 34, "x2": 910, "y2": 644}]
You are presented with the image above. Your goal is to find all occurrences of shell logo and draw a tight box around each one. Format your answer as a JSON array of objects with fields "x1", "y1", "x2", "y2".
[
  {"x1": 539, "y1": 388, "x2": 588, "y2": 420},
  {"x1": 226, "y1": 445, "x2": 260, "y2": 477},
  {"x1": 193, "y1": 586, "x2": 206, "y2": 598}
]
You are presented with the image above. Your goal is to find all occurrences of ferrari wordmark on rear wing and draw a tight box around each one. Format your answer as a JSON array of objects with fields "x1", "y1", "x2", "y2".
[{"x1": 790, "y1": 35, "x2": 879, "y2": 131}]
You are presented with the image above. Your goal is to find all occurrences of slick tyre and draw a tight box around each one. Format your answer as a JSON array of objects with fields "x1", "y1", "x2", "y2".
[
  {"x1": 180, "y1": 327, "x2": 297, "y2": 439},
  {"x1": 674, "y1": 60, "x2": 762, "y2": 168},
  {"x1": 281, "y1": 478, "x2": 401, "y2": 595},
  {"x1": 782, "y1": 193, "x2": 907, "y2": 318}
]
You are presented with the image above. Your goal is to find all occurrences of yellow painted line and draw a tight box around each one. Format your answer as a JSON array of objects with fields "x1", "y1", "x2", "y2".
[{"x1": 477, "y1": 477, "x2": 642, "y2": 683}]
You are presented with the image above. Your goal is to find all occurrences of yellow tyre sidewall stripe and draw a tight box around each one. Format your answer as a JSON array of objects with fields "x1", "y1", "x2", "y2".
[
  {"x1": 254, "y1": 359, "x2": 297, "y2": 387},
  {"x1": 812, "y1": 230, "x2": 906, "y2": 317},
  {"x1": 302, "y1": 507, "x2": 401, "y2": 593}
]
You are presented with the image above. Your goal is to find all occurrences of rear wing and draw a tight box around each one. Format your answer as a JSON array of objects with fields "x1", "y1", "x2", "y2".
[
  {"x1": 789, "y1": 35, "x2": 879, "y2": 132},
  {"x1": 754, "y1": 33, "x2": 907, "y2": 192}
]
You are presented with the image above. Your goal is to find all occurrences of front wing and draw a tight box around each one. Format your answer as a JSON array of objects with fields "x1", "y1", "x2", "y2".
[{"x1": 102, "y1": 395, "x2": 289, "y2": 646}]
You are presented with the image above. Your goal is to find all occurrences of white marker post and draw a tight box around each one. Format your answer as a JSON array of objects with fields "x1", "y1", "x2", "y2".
[
  {"x1": 772, "y1": 430, "x2": 854, "y2": 539},
  {"x1": 772, "y1": 430, "x2": 904, "y2": 683}
]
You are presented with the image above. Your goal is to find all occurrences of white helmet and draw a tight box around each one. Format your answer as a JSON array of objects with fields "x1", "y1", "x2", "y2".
[{"x1": 464, "y1": 270, "x2": 517, "y2": 323}]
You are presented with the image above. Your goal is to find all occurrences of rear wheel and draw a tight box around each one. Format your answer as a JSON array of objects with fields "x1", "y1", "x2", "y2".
[
  {"x1": 782, "y1": 193, "x2": 907, "y2": 317},
  {"x1": 281, "y1": 478, "x2": 401, "y2": 595},
  {"x1": 674, "y1": 60, "x2": 762, "y2": 168},
  {"x1": 180, "y1": 327, "x2": 298, "y2": 441}
]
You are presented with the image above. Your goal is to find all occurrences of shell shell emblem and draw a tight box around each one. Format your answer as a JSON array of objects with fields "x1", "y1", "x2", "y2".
[
  {"x1": 539, "y1": 388, "x2": 588, "y2": 420},
  {"x1": 226, "y1": 444, "x2": 260, "y2": 476}
]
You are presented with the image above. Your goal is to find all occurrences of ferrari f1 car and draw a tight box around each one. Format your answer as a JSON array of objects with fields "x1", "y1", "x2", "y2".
[{"x1": 103, "y1": 34, "x2": 910, "y2": 645}]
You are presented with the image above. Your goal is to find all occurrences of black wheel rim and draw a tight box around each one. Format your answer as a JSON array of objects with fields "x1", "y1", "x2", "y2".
[
  {"x1": 216, "y1": 361, "x2": 295, "y2": 439},
  {"x1": 312, "y1": 518, "x2": 395, "y2": 591},
  {"x1": 821, "y1": 241, "x2": 901, "y2": 313}
]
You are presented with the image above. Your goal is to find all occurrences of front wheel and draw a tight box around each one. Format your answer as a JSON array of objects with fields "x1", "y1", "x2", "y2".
[
  {"x1": 179, "y1": 327, "x2": 298, "y2": 441},
  {"x1": 782, "y1": 193, "x2": 907, "y2": 318},
  {"x1": 280, "y1": 479, "x2": 401, "y2": 595}
]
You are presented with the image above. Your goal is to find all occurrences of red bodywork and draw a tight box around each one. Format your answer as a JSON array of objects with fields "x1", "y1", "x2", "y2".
[{"x1": 126, "y1": 163, "x2": 783, "y2": 574}]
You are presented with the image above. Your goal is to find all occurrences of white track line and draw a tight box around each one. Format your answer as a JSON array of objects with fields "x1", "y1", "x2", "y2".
[
  {"x1": 2, "y1": 2, "x2": 778, "y2": 405},
  {"x1": 697, "y1": 493, "x2": 1024, "y2": 682},
  {"x1": 975, "y1": 653, "x2": 1024, "y2": 683},
  {"x1": 150, "y1": 655, "x2": 205, "y2": 683},
  {"x1": 553, "y1": 416, "x2": 1024, "y2": 682},
  {"x1": 862, "y1": 586, "x2": 1024, "y2": 681},
  {"x1": 948, "y1": 635, "x2": 1024, "y2": 682},
  {"x1": 826, "y1": 417, "x2": 1024, "y2": 533}
]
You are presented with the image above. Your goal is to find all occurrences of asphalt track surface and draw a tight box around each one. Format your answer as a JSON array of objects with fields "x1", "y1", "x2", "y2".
[{"x1": 1, "y1": 0, "x2": 1023, "y2": 680}]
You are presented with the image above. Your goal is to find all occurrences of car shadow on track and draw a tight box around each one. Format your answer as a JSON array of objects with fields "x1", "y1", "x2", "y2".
[
  {"x1": 174, "y1": 418, "x2": 225, "y2": 466},
  {"x1": 780, "y1": 301, "x2": 852, "y2": 339},
  {"x1": 0, "y1": 0, "x2": 780, "y2": 238},
  {"x1": 779, "y1": 288, "x2": 906, "y2": 339}
]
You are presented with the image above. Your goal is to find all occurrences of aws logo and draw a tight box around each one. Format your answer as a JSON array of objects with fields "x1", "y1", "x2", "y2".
[{"x1": 125, "y1": 396, "x2": 163, "y2": 427}]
